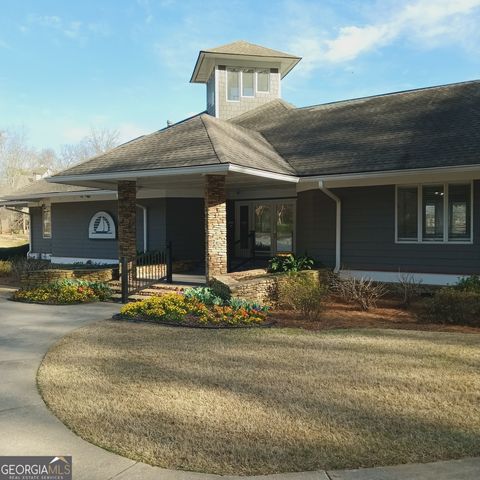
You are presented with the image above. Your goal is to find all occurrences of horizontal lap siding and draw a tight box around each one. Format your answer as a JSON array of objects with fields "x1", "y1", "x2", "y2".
[
  {"x1": 50, "y1": 199, "x2": 167, "y2": 259},
  {"x1": 52, "y1": 201, "x2": 119, "y2": 259},
  {"x1": 296, "y1": 189, "x2": 336, "y2": 267},
  {"x1": 335, "y1": 183, "x2": 480, "y2": 275},
  {"x1": 30, "y1": 207, "x2": 52, "y2": 254},
  {"x1": 137, "y1": 198, "x2": 166, "y2": 251}
]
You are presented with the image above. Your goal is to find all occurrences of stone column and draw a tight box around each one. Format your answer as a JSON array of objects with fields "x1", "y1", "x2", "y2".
[
  {"x1": 205, "y1": 175, "x2": 227, "y2": 279},
  {"x1": 117, "y1": 180, "x2": 137, "y2": 263}
]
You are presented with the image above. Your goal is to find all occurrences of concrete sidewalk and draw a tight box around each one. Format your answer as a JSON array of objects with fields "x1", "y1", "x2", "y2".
[{"x1": 0, "y1": 287, "x2": 478, "y2": 480}]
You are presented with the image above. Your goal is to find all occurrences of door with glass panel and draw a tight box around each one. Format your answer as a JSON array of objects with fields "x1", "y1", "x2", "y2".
[{"x1": 235, "y1": 201, "x2": 295, "y2": 257}]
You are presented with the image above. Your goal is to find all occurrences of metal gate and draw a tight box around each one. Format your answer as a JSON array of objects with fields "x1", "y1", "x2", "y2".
[{"x1": 120, "y1": 242, "x2": 172, "y2": 303}]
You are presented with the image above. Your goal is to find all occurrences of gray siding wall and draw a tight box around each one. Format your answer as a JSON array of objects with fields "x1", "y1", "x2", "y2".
[
  {"x1": 30, "y1": 207, "x2": 52, "y2": 254},
  {"x1": 166, "y1": 198, "x2": 205, "y2": 261},
  {"x1": 296, "y1": 190, "x2": 336, "y2": 267},
  {"x1": 137, "y1": 198, "x2": 167, "y2": 251},
  {"x1": 51, "y1": 201, "x2": 119, "y2": 259},
  {"x1": 336, "y1": 183, "x2": 480, "y2": 274},
  {"x1": 30, "y1": 199, "x2": 167, "y2": 260}
]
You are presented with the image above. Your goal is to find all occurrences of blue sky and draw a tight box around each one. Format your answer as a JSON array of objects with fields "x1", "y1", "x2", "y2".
[{"x1": 1, "y1": 0, "x2": 480, "y2": 151}]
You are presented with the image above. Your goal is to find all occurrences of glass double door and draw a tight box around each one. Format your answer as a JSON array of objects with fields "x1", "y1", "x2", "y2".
[{"x1": 235, "y1": 200, "x2": 295, "y2": 257}]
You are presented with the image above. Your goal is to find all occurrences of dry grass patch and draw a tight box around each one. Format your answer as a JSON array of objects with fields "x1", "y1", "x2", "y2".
[
  {"x1": 37, "y1": 322, "x2": 480, "y2": 475},
  {"x1": 0, "y1": 234, "x2": 28, "y2": 248}
]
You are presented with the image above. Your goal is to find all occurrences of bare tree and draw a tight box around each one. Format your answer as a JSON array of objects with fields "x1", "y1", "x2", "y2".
[
  {"x1": 0, "y1": 127, "x2": 39, "y2": 191},
  {"x1": 58, "y1": 126, "x2": 119, "y2": 170}
]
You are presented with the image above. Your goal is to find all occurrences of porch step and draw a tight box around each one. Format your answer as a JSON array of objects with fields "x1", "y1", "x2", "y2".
[{"x1": 108, "y1": 281, "x2": 194, "y2": 302}]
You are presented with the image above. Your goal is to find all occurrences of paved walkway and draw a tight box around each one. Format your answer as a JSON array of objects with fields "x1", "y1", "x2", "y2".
[{"x1": 0, "y1": 286, "x2": 478, "y2": 480}]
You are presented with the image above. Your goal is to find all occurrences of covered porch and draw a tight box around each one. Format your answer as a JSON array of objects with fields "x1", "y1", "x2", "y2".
[{"x1": 50, "y1": 165, "x2": 300, "y2": 284}]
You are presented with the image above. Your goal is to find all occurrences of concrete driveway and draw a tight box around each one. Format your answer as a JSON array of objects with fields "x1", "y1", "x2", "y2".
[{"x1": 0, "y1": 286, "x2": 478, "y2": 480}]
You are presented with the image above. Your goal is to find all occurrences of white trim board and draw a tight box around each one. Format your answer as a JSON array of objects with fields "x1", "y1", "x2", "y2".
[{"x1": 340, "y1": 269, "x2": 468, "y2": 286}]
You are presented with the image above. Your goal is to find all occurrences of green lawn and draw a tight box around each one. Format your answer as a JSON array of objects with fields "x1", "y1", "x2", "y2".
[{"x1": 38, "y1": 322, "x2": 480, "y2": 475}]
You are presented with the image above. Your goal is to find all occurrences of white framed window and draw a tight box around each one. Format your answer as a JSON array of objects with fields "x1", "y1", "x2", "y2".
[
  {"x1": 242, "y1": 68, "x2": 254, "y2": 97},
  {"x1": 42, "y1": 204, "x2": 52, "y2": 239},
  {"x1": 227, "y1": 68, "x2": 240, "y2": 101},
  {"x1": 395, "y1": 182, "x2": 473, "y2": 243},
  {"x1": 257, "y1": 69, "x2": 270, "y2": 92}
]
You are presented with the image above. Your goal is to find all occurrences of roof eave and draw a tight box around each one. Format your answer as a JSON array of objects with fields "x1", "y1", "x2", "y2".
[{"x1": 190, "y1": 51, "x2": 302, "y2": 83}]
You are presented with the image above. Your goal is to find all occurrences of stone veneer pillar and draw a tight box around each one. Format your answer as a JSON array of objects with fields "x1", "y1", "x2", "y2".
[
  {"x1": 205, "y1": 175, "x2": 227, "y2": 279},
  {"x1": 117, "y1": 180, "x2": 137, "y2": 263}
]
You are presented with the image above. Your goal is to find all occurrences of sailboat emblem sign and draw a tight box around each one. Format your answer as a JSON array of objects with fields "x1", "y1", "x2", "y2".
[{"x1": 89, "y1": 211, "x2": 116, "y2": 239}]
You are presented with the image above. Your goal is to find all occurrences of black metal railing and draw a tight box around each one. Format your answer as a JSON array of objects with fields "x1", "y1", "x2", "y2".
[
  {"x1": 121, "y1": 241, "x2": 172, "y2": 303},
  {"x1": 228, "y1": 230, "x2": 255, "y2": 272}
]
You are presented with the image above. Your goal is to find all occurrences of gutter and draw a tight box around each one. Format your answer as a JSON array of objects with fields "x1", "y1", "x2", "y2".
[
  {"x1": 318, "y1": 181, "x2": 341, "y2": 273},
  {"x1": 136, "y1": 204, "x2": 148, "y2": 253}
]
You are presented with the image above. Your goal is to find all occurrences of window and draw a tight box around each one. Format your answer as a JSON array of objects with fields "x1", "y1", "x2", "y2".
[
  {"x1": 397, "y1": 186, "x2": 418, "y2": 241},
  {"x1": 448, "y1": 183, "x2": 471, "y2": 241},
  {"x1": 257, "y1": 69, "x2": 270, "y2": 92},
  {"x1": 396, "y1": 183, "x2": 472, "y2": 243},
  {"x1": 42, "y1": 204, "x2": 51, "y2": 239},
  {"x1": 422, "y1": 185, "x2": 444, "y2": 241},
  {"x1": 242, "y1": 69, "x2": 254, "y2": 96},
  {"x1": 227, "y1": 68, "x2": 240, "y2": 101}
]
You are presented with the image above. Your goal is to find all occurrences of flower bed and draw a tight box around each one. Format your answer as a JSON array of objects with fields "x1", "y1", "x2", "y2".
[
  {"x1": 117, "y1": 290, "x2": 270, "y2": 328},
  {"x1": 12, "y1": 279, "x2": 112, "y2": 305}
]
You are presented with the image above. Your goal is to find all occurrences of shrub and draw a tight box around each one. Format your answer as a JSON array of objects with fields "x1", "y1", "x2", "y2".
[
  {"x1": 455, "y1": 275, "x2": 480, "y2": 293},
  {"x1": 120, "y1": 292, "x2": 268, "y2": 326},
  {"x1": 332, "y1": 275, "x2": 386, "y2": 311},
  {"x1": 423, "y1": 288, "x2": 480, "y2": 326},
  {"x1": 184, "y1": 287, "x2": 224, "y2": 306},
  {"x1": 395, "y1": 272, "x2": 423, "y2": 308},
  {"x1": 227, "y1": 297, "x2": 269, "y2": 313},
  {"x1": 268, "y1": 254, "x2": 314, "y2": 273},
  {"x1": 277, "y1": 274, "x2": 327, "y2": 319},
  {"x1": 0, "y1": 260, "x2": 12, "y2": 277},
  {"x1": 12, "y1": 279, "x2": 111, "y2": 304}
]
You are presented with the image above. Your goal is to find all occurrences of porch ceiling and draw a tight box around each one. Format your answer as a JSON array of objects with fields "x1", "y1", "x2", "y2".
[{"x1": 50, "y1": 170, "x2": 298, "y2": 197}]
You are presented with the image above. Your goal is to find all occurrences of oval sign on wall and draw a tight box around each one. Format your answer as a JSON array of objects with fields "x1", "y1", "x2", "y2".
[{"x1": 89, "y1": 211, "x2": 116, "y2": 239}]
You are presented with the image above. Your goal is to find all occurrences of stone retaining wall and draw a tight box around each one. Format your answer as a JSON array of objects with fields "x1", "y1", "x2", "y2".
[
  {"x1": 20, "y1": 268, "x2": 114, "y2": 289},
  {"x1": 209, "y1": 269, "x2": 328, "y2": 305}
]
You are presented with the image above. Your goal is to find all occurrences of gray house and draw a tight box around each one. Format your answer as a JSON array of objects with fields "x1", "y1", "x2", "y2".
[{"x1": 2, "y1": 40, "x2": 480, "y2": 285}]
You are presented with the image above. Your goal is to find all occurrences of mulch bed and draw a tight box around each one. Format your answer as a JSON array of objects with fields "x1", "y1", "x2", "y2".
[
  {"x1": 272, "y1": 298, "x2": 480, "y2": 334},
  {"x1": 112, "y1": 313, "x2": 275, "y2": 329}
]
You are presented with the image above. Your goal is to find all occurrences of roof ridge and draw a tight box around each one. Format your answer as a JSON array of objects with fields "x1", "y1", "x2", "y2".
[
  {"x1": 202, "y1": 114, "x2": 297, "y2": 175},
  {"x1": 301, "y1": 79, "x2": 480, "y2": 113},
  {"x1": 229, "y1": 99, "x2": 295, "y2": 124},
  {"x1": 199, "y1": 115, "x2": 225, "y2": 164}
]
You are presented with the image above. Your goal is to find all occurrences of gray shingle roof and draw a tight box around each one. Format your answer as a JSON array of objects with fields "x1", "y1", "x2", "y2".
[
  {"x1": 232, "y1": 80, "x2": 480, "y2": 176},
  {"x1": 204, "y1": 41, "x2": 300, "y2": 59},
  {"x1": 50, "y1": 79, "x2": 480, "y2": 183},
  {"x1": 51, "y1": 113, "x2": 294, "y2": 178}
]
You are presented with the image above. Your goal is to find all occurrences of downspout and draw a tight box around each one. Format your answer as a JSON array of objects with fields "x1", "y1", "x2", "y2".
[
  {"x1": 136, "y1": 204, "x2": 148, "y2": 253},
  {"x1": 318, "y1": 181, "x2": 341, "y2": 273}
]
